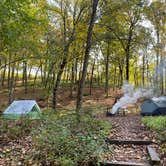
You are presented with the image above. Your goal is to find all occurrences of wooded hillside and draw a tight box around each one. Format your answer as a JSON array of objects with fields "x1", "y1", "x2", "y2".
[{"x1": 0, "y1": 0, "x2": 166, "y2": 111}]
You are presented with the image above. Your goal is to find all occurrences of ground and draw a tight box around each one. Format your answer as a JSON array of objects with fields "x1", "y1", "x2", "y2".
[
  {"x1": 0, "y1": 86, "x2": 165, "y2": 165},
  {"x1": 105, "y1": 115, "x2": 165, "y2": 165},
  {"x1": 0, "y1": 86, "x2": 122, "y2": 111}
]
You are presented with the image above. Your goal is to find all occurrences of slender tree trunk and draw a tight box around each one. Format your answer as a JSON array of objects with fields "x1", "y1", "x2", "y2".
[
  {"x1": 119, "y1": 64, "x2": 123, "y2": 87},
  {"x1": 53, "y1": 58, "x2": 67, "y2": 110},
  {"x1": 76, "y1": 0, "x2": 99, "y2": 113},
  {"x1": 24, "y1": 61, "x2": 28, "y2": 94},
  {"x1": 142, "y1": 53, "x2": 145, "y2": 86},
  {"x1": 155, "y1": 30, "x2": 160, "y2": 95},
  {"x1": 125, "y1": 26, "x2": 133, "y2": 82},
  {"x1": 113, "y1": 66, "x2": 117, "y2": 91},
  {"x1": 160, "y1": 57, "x2": 164, "y2": 95},
  {"x1": 33, "y1": 66, "x2": 40, "y2": 92},
  {"x1": 79, "y1": 59, "x2": 83, "y2": 81},
  {"x1": 146, "y1": 55, "x2": 149, "y2": 87},
  {"x1": 89, "y1": 59, "x2": 95, "y2": 95},
  {"x1": 97, "y1": 63, "x2": 100, "y2": 87},
  {"x1": 1, "y1": 59, "x2": 6, "y2": 87},
  {"x1": 52, "y1": 27, "x2": 76, "y2": 110},
  {"x1": 70, "y1": 63, "x2": 75, "y2": 97},
  {"x1": 40, "y1": 60, "x2": 44, "y2": 84},
  {"x1": 105, "y1": 41, "x2": 110, "y2": 97},
  {"x1": 28, "y1": 66, "x2": 32, "y2": 79},
  {"x1": 8, "y1": 53, "x2": 11, "y2": 89},
  {"x1": 8, "y1": 64, "x2": 15, "y2": 103},
  {"x1": 15, "y1": 63, "x2": 19, "y2": 85},
  {"x1": 75, "y1": 58, "x2": 78, "y2": 83}
]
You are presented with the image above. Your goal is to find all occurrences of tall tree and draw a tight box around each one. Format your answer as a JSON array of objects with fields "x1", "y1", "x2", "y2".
[
  {"x1": 52, "y1": 0, "x2": 87, "y2": 110},
  {"x1": 76, "y1": 0, "x2": 99, "y2": 113}
]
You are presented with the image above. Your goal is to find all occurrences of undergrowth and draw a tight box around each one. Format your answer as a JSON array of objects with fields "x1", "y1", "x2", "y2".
[
  {"x1": 0, "y1": 117, "x2": 39, "y2": 141},
  {"x1": 31, "y1": 112, "x2": 111, "y2": 165}
]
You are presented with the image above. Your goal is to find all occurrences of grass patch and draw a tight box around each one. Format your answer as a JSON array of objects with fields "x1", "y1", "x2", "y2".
[
  {"x1": 142, "y1": 116, "x2": 166, "y2": 132},
  {"x1": 142, "y1": 116, "x2": 166, "y2": 153}
]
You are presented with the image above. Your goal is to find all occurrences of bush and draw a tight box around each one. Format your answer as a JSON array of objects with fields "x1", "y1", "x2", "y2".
[{"x1": 32, "y1": 113, "x2": 111, "y2": 165}]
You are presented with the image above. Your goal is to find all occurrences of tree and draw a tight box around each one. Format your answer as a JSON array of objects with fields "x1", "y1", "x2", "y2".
[
  {"x1": 52, "y1": 0, "x2": 87, "y2": 110},
  {"x1": 76, "y1": 0, "x2": 99, "y2": 114}
]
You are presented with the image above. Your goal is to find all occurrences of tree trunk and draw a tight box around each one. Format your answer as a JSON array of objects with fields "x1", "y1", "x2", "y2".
[
  {"x1": 28, "y1": 66, "x2": 32, "y2": 79},
  {"x1": 53, "y1": 58, "x2": 67, "y2": 110},
  {"x1": 1, "y1": 59, "x2": 6, "y2": 87},
  {"x1": 76, "y1": 0, "x2": 99, "y2": 113},
  {"x1": 97, "y1": 63, "x2": 100, "y2": 87},
  {"x1": 119, "y1": 64, "x2": 123, "y2": 87},
  {"x1": 8, "y1": 64, "x2": 15, "y2": 104},
  {"x1": 142, "y1": 53, "x2": 145, "y2": 86},
  {"x1": 113, "y1": 66, "x2": 117, "y2": 91},
  {"x1": 155, "y1": 30, "x2": 160, "y2": 96},
  {"x1": 52, "y1": 24, "x2": 76, "y2": 111},
  {"x1": 33, "y1": 66, "x2": 40, "y2": 92},
  {"x1": 70, "y1": 63, "x2": 75, "y2": 97},
  {"x1": 24, "y1": 61, "x2": 28, "y2": 94},
  {"x1": 125, "y1": 26, "x2": 133, "y2": 82},
  {"x1": 8, "y1": 53, "x2": 11, "y2": 89},
  {"x1": 105, "y1": 41, "x2": 110, "y2": 97},
  {"x1": 89, "y1": 59, "x2": 95, "y2": 95}
]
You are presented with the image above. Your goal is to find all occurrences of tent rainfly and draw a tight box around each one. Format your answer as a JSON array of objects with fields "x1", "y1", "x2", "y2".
[
  {"x1": 3, "y1": 100, "x2": 41, "y2": 119},
  {"x1": 141, "y1": 96, "x2": 166, "y2": 116}
]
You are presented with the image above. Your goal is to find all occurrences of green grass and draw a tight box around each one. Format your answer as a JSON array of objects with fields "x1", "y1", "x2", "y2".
[
  {"x1": 142, "y1": 116, "x2": 166, "y2": 132},
  {"x1": 142, "y1": 116, "x2": 166, "y2": 153}
]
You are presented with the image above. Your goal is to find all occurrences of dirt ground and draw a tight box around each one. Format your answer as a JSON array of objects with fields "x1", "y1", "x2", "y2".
[
  {"x1": 0, "y1": 86, "x2": 165, "y2": 165},
  {"x1": 0, "y1": 86, "x2": 123, "y2": 112},
  {"x1": 102, "y1": 114, "x2": 166, "y2": 166}
]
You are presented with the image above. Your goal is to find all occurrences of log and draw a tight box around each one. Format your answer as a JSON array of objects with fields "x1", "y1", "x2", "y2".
[
  {"x1": 147, "y1": 146, "x2": 160, "y2": 165},
  {"x1": 100, "y1": 161, "x2": 151, "y2": 166},
  {"x1": 106, "y1": 139, "x2": 153, "y2": 145}
]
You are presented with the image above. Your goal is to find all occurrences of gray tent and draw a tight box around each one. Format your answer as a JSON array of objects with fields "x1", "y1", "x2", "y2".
[
  {"x1": 3, "y1": 100, "x2": 41, "y2": 119},
  {"x1": 141, "y1": 96, "x2": 166, "y2": 116}
]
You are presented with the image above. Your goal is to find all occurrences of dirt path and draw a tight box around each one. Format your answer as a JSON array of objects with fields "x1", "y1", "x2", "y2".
[{"x1": 103, "y1": 114, "x2": 165, "y2": 165}]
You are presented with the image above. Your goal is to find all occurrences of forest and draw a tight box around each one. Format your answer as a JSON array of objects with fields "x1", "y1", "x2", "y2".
[{"x1": 0, "y1": 0, "x2": 166, "y2": 165}]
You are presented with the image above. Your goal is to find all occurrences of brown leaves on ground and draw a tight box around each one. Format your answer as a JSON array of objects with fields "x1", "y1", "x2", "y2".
[{"x1": 104, "y1": 115, "x2": 166, "y2": 165}]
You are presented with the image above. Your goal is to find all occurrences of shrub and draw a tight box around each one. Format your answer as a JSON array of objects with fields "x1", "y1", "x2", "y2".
[{"x1": 31, "y1": 113, "x2": 111, "y2": 165}]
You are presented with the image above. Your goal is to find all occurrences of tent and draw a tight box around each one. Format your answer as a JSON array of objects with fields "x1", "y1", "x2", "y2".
[
  {"x1": 3, "y1": 100, "x2": 41, "y2": 119},
  {"x1": 141, "y1": 96, "x2": 166, "y2": 116}
]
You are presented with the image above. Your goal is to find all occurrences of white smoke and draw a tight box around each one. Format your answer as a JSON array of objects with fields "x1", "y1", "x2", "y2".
[{"x1": 111, "y1": 82, "x2": 153, "y2": 114}]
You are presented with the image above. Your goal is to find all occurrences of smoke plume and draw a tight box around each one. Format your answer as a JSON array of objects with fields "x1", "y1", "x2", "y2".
[{"x1": 111, "y1": 82, "x2": 153, "y2": 114}]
